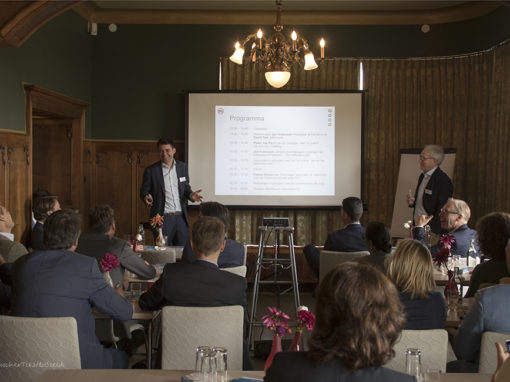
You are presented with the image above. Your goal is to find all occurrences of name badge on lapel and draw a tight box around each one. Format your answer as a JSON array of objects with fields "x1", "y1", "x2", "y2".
[
  {"x1": 179, "y1": 177, "x2": 186, "y2": 182},
  {"x1": 424, "y1": 189, "x2": 433, "y2": 195}
]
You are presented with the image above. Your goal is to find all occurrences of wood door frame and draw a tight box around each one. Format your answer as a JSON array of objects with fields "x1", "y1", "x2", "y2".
[{"x1": 25, "y1": 84, "x2": 89, "y2": 215}]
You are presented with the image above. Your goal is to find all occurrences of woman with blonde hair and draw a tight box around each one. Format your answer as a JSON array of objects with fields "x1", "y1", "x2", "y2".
[{"x1": 387, "y1": 239, "x2": 446, "y2": 329}]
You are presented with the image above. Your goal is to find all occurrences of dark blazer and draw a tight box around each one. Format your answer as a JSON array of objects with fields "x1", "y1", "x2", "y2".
[
  {"x1": 11, "y1": 249, "x2": 133, "y2": 369},
  {"x1": 265, "y1": 351, "x2": 416, "y2": 382},
  {"x1": 399, "y1": 291, "x2": 447, "y2": 330},
  {"x1": 139, "y1": 260, "x2": 246, "y2": 311},
  {"x1": 30, "y1": 222, "x2": 45, "y2": 251},
  {"x1": 76, "y1": 232, "x2": 156, "y2": 285},
  {"x1": 181, "y1": 238, "x2": 245, "y2": 268},
  {"x1": 139, "y1": 160, "x2": 193, "y2": 225},
  {"x1": 413, "y1": 224, "x2": 479, "y2": 257},
  {"x1": 412, "y1": 167, "x2": 453, "y2": 234},
  {"x1": 324, "y1": 223, "x2": 368, "y2": 252},
  {"x1": 356, "y1": 250, "x2": 390, "y2": 273}
]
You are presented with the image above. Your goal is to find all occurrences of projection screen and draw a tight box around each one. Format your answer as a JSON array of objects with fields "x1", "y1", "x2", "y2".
[{"x1": 186, "y1": 91, "x2": 364, "y2": 207}]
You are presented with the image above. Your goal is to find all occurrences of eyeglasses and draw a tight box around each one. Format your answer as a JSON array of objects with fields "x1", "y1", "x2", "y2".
[
  {"x1": 440, "y1": 208, "x2": 461, "y2": 215},
  {"x1": 419, "y1": 155, "x2": 434, "y2": 161}
]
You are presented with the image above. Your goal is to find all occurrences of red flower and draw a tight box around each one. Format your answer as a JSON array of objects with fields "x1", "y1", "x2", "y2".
[
  {"x1": 296, "y1": 306, "x2": 315, "y2": 332},
  {"x1": 440, "y1": 233, "x2": 455, "y2": 249},
  {"x1": 100, "y1": 253, "x2": 119, "y2": 272},
  {"x1": 262, "y1": 307, "x2": 291, "y2": 337}
]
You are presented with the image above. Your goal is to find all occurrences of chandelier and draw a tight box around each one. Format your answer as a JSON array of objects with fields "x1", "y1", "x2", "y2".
[{"x1": 229, "y1": 0, "x2": 325, "y2": 88}]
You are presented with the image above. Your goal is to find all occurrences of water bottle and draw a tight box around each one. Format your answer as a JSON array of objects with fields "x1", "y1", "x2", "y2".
[
  {"x1": 136, "y1": 224, "x2": 146, "y2": 245},
  {"x1": 466, "y1": 239, "x2": 477, "y2": 268}
]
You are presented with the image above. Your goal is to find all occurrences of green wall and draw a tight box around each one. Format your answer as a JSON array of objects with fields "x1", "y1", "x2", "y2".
[
  {"x1": 0, "y1": 11, "x2": 92, "y2": 134},
  {"x1": 89, "y1": 7, "x2": 510, "y2": 140},
  {"x1": 1, "y1": 6, "x2": 509, "y2": 138}
]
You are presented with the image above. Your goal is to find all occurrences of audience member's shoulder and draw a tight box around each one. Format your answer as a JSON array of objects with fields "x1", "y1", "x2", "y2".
[{"x1": 478, "y1": 283, "x2": 510, "y2": 300}]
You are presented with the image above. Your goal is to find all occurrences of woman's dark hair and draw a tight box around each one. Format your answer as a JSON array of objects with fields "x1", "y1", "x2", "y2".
[
  {"x1": 366, "y1": 221, "x2": 392, "y2": 253},
  {"x1": 476, "y1": 212, "x2": 510, "y2": 260},
  {"x1": 308, "y1": 262, "x2": 406, "y2": 370}
]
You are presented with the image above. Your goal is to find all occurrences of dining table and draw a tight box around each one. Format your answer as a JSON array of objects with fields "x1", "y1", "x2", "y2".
[{"x1": 34, "y1": 369, "x2": 491, "y2": 382}]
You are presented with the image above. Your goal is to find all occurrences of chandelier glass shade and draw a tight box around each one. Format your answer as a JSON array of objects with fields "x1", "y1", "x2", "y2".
[{"x1": 228, "y1": 0, "x2": 324, "y2": 88}]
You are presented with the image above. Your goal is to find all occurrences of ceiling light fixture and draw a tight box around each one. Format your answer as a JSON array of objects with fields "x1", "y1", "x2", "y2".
[{"x1": 228, "y1": 0, "x2": 325, "y2": 88}]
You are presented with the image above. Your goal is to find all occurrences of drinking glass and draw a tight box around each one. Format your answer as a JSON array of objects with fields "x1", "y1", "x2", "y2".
[
  {"x1": 423, "y1": 368, "x2": 442, "y2": 382},
  {"x1": 405, "y1": 348, "x2": 422, "y2": 381},
  {"x1": 130, "y1": 282, "x2": 141, "y2": 298},
  {"x1": 213, "y1": 347, "x2": 228, "y2": 382},
  {"x1": 199, "y1": 350, "x2": 217, "y2": 382},
  {"x1": 195, "y1": 346, "x2": 211, "y2": 374}
]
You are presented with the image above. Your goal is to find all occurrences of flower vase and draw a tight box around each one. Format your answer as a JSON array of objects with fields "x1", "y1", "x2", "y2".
[
  {"x1": 264, "y1": 334, "x2": 282, "y2": 373},
  {"x1": 289, "y1": 330, "x2": 302, "y2": 351},
  {"x1": 155, "y1": 227, "x2": 165, "y2": 247},
  {"x1": 444, "y1": 269, "x2": 458, "y2": 301},
  {"x1": 103, "y1": 271, "x2": 114, "y2": 287}
]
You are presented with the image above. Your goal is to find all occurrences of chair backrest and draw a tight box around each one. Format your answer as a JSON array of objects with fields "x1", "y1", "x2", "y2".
[
  {"x1": 0, "y1": 315, "x2": 81, "y2": 381},
  {"x1": 319, "y1": 250, "x2": 370, "y2": 282},
  {"x1": 479, "y1": 331, "x2": 510, "y2": 373},
  {"x1": 242, "y1": 244, "x2": 248, "y2": 265},
  {"x1": 161, "y1": 305, "x2": 244, "y2": 370},
  {"x1": 220, "y1": 265, "x2": 247, "y2": 277},
  {"x1": 385, "y1": 329, "x2": 448, "y2": 373},
  {"x1": 140, "y1": 248, "x2": 176, "y2": 264}
]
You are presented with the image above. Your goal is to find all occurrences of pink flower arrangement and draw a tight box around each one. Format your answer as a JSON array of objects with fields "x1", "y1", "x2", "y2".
[
  {"x1": 100, "y1": 253, "x2": 120, "y2": 272},
  {"x1": 262, "y1": 307, "x2": 292, "y2": 337},
  {"x1": 434, "y1": 234, "x2": 456, "y2": 268},
  {"x1": 150, "y1": 214, "x2": 164, "y2": 228},
  {"x1": 296, "y1": 306, "x2": 315, "y2": 332},
  {"x1": 440, "y1": 233, "x2": 455, "y2": 249}
]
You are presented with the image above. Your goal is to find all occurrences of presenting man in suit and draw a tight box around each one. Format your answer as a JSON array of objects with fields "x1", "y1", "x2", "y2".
[
  {"x1": 77, "y1": 205, "x2": 156, "y2": 286},
  {"x1": 140, "y1": 138, "x2": 202, "y2": 246},
  {"x1": 303, "y1": 196, "x2": 368, "y2": 278},
  {"x1": 11, "y1": 209, "x2": 133, "y2": 369},
  {"x1": 139, "y1": 216, "x2": 251, "y2": 369},
  {"x1": 181, "y1": 201, "x2": 244, "y2": 268},
  {"x1": 407, "y1": 144, "x2": 453, "y2": 235},
  {"x1": 413, "y1": 198, "x2": 479, "y2": 257}
]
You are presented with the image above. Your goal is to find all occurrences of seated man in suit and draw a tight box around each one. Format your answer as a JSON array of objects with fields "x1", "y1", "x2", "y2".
[
  {"x1": 413, "y1": 197, "x2": 479, "y2": 257},
  {"x1": 76, "y1": 205, "x2": 156, "y2": 286},
  {"x1": 0, "y1": 205, "x2": 28, "y2": 263},
  {"x1": 31, "y1": 195, "x2": 60, "y2": 250},
  {"x1": 11, "y1": 209, "x2": 133, "y2": 369},
  {"x1": 139, "y1": 216, "x2": 250, "y2": 369},
  {"x1": 181, "y1": 201, "x2": 244, "y2": 268},
  {"x1": 303, "y1": 196, "x2": 368, "y2": 278}
]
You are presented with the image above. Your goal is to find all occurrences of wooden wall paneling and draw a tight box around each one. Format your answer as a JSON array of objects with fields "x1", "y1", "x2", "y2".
[
  {"x1": 94, "y1": 149, "x2": 133, "y2": 238},
  {"x1": 136, "y1": 148, "x2": 159, "y2": 233},
  {"x1": 32, "y1": 119, "x2": 73, "y2": 207},
  {"x1": 82, "y1": 141, "x2": 95, "y2": 232}
]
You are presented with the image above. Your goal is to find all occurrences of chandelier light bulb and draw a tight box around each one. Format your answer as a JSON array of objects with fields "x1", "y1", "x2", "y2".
[
  {"x1": 229, "y1": 41, "x2": 245, "y2": 65},
  {"x1": 265, "y1": 71, "x2": 291, "y2": 88},
  {"x1": 257, "y1": 29, "x2": 263, "y2": 39},
  {"x1": 304, "y1": 51, "x2": 318, "y2": 70},
  {"x1": 320, "y1": 38, "x2": 325, "y2": 58}
]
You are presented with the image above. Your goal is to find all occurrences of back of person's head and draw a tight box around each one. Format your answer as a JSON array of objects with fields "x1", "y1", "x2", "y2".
[
  {"x1": 476, "y1": 212, "x2": 510, "y2": 260},
  {"x1": 387, "y1": 239, "x2": 435, "y2": 298},
  {"x1": 447, "y1": 198, "x2": 471, "y2": 223},
  {"x1": 191, "y1": 216, "x2": 226, "y2": 257},
  {"x1": 341, "y1": 197, "x2": 363, "y2": 222},
  {"x1": 43, "y1": 209, "x2": 81, "y2": 250},
  {"x1": 33, "y1": 195, "x2": 59, "y2": 222},
  {"x1": 366, "y1": 222, "x2": 392, "y2": 253},
  {"x1": 89, "y1": 205, "x2": 115, "y2": 234},
  {"x1": 423, "y1": 144, "x2": 445, "y2": 165},
  {"x1": 157, "y1": 137, "x2": 175, "y2": 148},
  {"x1": 200, "y1": 202, "x2": 230, "y2": 232},
  {"x1": 32, "y1": 188, "x2": 50, "y2": 199},
  {"x1": 308, "y1": 262, "x2": 405, "y2": 370}
]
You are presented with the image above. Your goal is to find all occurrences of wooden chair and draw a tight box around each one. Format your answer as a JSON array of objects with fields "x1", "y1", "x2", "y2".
[
  {"x1": 319, "y1": 250, "x2": 369, "y2": 282},
  {"x1": 385, "y1": 329, "x2": 448, "y2": 373},
  {"x1": 160, "y1": 305, "x2": 244, "y2": 370},
  {"x1": 0, "y1": 315, "x2": 81, "y2": 381}
]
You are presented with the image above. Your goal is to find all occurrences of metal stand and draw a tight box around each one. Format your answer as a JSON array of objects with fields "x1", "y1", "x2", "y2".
[{"x1": 248, "y1": 225, "x2": 301, "y2": 349}]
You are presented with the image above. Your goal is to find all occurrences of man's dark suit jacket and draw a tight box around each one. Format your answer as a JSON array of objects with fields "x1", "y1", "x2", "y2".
[
  {"x1": 76, "y1": 232, "x2": 156, "y2": 285},
  {"x1": 324, "y1": 223, "x2": 368, "y2": 252},
  {"x1": 413, "y1": 224, "x2": 479, "y2": 257},
  {"x1": 31, "y1": 222, "x2": 45, "y2": 251},
  {"x1": 265, "y1": 351, "x2": 416, "y2": 382},
  {"x1": 11, "y1": 249, "x2": 133, "y2": 369},
  {"x1": 181, "y1": 238, "x2": 245, "y2": 268},
  {"x1": 412, "y1": 167, "x2": 453, "y2": 234},
  {"x1": 139, "y1": 160, "x2": 193, "y2": 225},
  {"x1": 139, "y1": 260, "x2": 246, "y2": 310}
]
